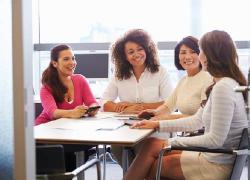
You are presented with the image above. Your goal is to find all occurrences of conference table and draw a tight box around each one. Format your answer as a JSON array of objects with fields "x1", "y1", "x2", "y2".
[{"x1": 34, "y1": 112, "x2": 155, "y2": 180}]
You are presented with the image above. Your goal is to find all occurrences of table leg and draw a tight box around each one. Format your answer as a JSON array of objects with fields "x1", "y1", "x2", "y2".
[
  {"x1": 122, "y1": 147, "x2": 129, "y2": 175},
  {"x1": 75, "y1": 151, "x2": 85, "y2": 180},
  {"x1": 103, "y1": 145, "x2": 107, "y2": 180}
]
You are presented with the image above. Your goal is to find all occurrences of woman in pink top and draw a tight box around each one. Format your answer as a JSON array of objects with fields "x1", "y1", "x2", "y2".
[{"x1": 35, "y1": 44, "x2": 98, "y2": 125}]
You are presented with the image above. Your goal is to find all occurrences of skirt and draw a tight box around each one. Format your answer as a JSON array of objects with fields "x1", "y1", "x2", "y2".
[{"x1": 180, "y1": 151, "x2": 233, "y2": 180}]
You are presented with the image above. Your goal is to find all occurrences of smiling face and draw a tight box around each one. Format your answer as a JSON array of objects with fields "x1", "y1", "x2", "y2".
[
  {"x1": 124, "y1": 41, "x2": 146, "y2": 68},
  {"x1": 179, "y1": 44, "x2": 200, "y2": 74},
  {"x1": 52, "y1": 49, "x2": 76, "y2": 78}
]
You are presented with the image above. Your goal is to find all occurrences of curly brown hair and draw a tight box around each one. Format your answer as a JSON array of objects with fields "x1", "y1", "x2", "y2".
[
  {"x1": 111, "y1": 29, "x2": 160, "y2": 80},
  {"x1": 200, "y1": 30, "x2": 247, "y2": 106}
]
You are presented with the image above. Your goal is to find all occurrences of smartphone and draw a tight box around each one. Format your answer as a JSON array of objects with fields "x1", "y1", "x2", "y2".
[
  {"x1": 138, "y1": 111, "x2": 154, "y2": 120},
  {"x1": 129, "y1": 117, "x2": 144, "y2": 120},
  {"x1": 86, "y1": 106, "x2": 101, "y2": 114}
]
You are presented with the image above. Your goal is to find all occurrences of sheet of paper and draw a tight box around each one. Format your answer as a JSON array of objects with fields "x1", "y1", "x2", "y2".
[{"x1": 96, "y1": 120, "x2": 125, "y2": 130}]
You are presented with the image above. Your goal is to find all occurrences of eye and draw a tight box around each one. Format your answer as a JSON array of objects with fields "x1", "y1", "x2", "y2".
[
  {"x1": 179, "y1": 51, "x2": 186, "y2": 55},
  {"x1": 63, "y1": 57, "x2": 70, "y2": 61},
  {"x1": 137, "y1": 47, "x2": 144, "y2": 51},
  {"x1": 127, "y1": 50, "x2": 134, "y2": 55}
]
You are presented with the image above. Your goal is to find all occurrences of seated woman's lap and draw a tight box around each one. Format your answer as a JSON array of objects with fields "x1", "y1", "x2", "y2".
[{"x1": 147, "y1": 152, "x2": 184, "y2": 180}]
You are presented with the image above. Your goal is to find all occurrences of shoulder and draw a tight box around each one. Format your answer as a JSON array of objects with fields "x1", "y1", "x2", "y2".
[
  {"x1": 40, "y1": 85, "x2": 53, "y2": 99},
  {"x1": 213, "y1": 78, "x2": 237, "y2": 94},
  {"x1": 156, "y1": 66, "x2": 169, "y2": 77},
  {"x1": 71, "y1": 74, "x2": 89, "y2": 88},
  {"x1": 40, "y1": 84, "x2": 52, "y2": 93},
  {"x1": 178, "y1": 74, "x2": 188, "y2": 84},
  {"x1": 158, "y1": 66, "x2": 167, "y2": 73},
  {"x1": 196, "y1": 71, "x2": 212, "y2": 80},
  {"x1": 72, "y1": 74, "x2": 87, "y2": 82}
]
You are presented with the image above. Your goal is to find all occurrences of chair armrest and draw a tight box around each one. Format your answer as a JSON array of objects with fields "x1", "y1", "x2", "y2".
[
  {"x1": 36, "y1": 158, "x2": 101, "y2": 180},
  {"x1": 169, "y1": 145, "x2": 234, "y2": 154},
  {"x1": 36, "y1": 173, "x2": 73, "y2": 180},
  {"x1": 71, "y1": 158, "x2": 100, "y2": 176},
  {"x1": 156, "y1": 145, "x2": 248, "y2": 180},
  {"x1": 163, "y1": 145, "x2": 249, "y2": 155}
]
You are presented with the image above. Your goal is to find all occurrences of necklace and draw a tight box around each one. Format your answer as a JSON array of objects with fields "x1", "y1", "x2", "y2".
[{"x1": 65, "y1": 92, "x2": 73, "y2": 103}]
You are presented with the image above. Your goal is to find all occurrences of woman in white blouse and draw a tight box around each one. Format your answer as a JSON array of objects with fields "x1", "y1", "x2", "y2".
[
  {"x1": 139, "y1": 36, "x2": 212, "y2": 121},
  {"x1": 101, "y1": 29, "x2": 173, "y2": 114},
  {"x1": 101, "y1": 29, "x2": 173, "y2": 167},
  {"x1": 124, "y1": 30, "x2": 248, "y2": 180}
]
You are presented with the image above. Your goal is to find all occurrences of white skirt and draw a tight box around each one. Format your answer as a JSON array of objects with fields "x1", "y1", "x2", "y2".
[{"x1": 180, "y1": 151, "x2": 233, "y2": 180}]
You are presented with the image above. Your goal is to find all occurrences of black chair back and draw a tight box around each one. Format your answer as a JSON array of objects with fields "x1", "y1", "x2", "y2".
[
  {"x1": 229, "y1": 128, "x2": 248, "y2": 180},
  {"x1": 36, "y1": 145, "x2": 66, "y2": 174}
]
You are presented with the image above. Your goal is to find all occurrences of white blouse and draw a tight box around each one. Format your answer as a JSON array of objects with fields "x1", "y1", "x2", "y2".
[{"x1": 101, "y1": 66, "x2": 173, "y2": 105}]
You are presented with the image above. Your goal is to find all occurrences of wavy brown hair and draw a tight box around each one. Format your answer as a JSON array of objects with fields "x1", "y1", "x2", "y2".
[
  {"x1": 200, "y1": 30, "x2": 247, "y2": 106},
  {"x1": 42, "y1": 44, "x2": 71, "y2": 103},
  {"x1": 111, "y1": 29, "x2": 159, "y2": 80}
]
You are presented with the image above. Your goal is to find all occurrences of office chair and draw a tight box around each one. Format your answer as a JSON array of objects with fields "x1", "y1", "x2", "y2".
[
  {"x1": 36, "y1": 145, "x2": 101, "y2": 180},
  {"x1": 156, "y1": 128, "x2": 248, "y2": 180}
]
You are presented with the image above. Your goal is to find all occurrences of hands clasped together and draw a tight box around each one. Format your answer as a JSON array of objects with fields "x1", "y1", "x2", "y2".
[{"x1": 114, "y1": 102, "x2": 144, "y2": 114}]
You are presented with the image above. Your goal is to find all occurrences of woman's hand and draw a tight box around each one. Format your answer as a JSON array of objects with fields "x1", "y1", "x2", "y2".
[
  {"x1": 138, "y1": 109, "x2": 156, "y2": 119},
  {"x1": 130, "y1": 120, "x2": 159, "y2": 129},
  {"x1": 87, "y1": 104, "x2": 100, "y2": 117},
  {"x1": 150, "y1": 114, "x2": 170, "y2": 121},
  {"x1": 69, "y1": 105, "x2": 88, "y2": 118}
]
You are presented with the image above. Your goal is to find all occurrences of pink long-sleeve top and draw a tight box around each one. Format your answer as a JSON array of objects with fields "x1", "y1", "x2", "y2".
[{"x1": 35, "y1": 74, "x2": 97, "y2": 125}]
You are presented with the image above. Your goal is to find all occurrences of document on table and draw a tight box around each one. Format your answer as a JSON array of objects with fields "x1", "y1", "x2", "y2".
[
  {"x1": 39, "y1": 117, "x2": 125, "y2": 131},
  {"x1": 96, "y1": 120, "x2": 125, "y2": 131}
]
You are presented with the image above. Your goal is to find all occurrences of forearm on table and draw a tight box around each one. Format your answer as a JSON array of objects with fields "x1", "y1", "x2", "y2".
[
  {"x1": 141, "y1": 101, "x2": 164, "y2": 109},
  {"x1": 103, "y1": 101, "x2": 115, "y2": 112},
  {"x1": 52, "y1": 109, "x2": 75, "y2": 119},
  {"x1": 157, "y1": 113, "x2": 190, "y2": 120},
  {"x1": 154, "y1": 104, "x2": 171, "y2": 115},
  {"x1": 103, "y1": 101, "x2": 129, "y2": 112}
]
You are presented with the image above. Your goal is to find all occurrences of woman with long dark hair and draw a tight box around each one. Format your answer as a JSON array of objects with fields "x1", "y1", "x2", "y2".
[
  {"x1": 36, "y1": 44, "x2": 98, "y2": 125},
  {"x1": 35, "y1": 44, "x2": 99, "y2": 171},
  {"x1": 124, "y1": 30, "x2": 248, "y2": 180}
]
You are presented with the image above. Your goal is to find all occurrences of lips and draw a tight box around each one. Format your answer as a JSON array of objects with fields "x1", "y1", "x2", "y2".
[
  {"x1": 185, "y1": 60, "x2": 193, "y2": 65},
  {"x1": 67, "y1": 66, "x2": 75, "y2": 70}
]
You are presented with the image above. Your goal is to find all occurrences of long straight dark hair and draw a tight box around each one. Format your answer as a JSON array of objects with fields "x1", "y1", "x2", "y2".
[
  {"x1": 200, "y1": 30, "x2": 247, "y2": 106},
  {"x1": 42, "y1": 44, "x2": 71, "y2": 102}
]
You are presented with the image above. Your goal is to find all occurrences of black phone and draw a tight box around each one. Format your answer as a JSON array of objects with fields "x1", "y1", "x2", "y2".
[
  {"x1": 86, "y1": 106, "x2": 101, "y2": 114},
  {"x1": 138, "y1": 111, "x2": 155, "y2": 120},
  {"x1": 129, "y1": 117, "x2": 144, "y2": 120}
]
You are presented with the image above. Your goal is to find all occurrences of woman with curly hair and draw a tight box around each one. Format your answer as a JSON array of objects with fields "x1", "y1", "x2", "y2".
[
  {"x1": 101, "y1": 29, "x2": 173, "y2": 168},
  {"x1": 101, "y1": 29, "x2": 173, "y2": 113}
]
